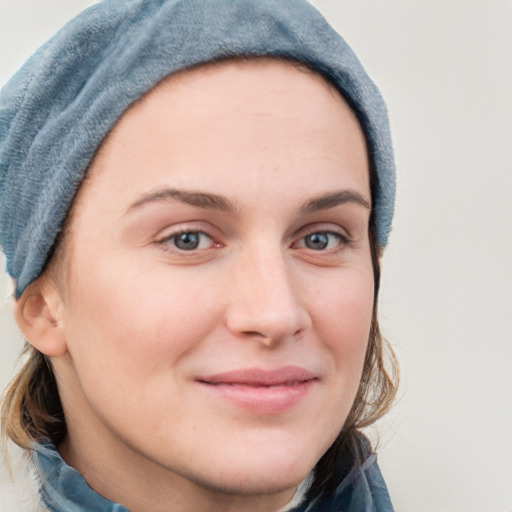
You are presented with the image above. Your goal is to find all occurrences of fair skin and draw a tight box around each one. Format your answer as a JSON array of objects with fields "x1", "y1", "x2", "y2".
[{"x1": 16, "y1": 59, "x2": 373, "y2": 512}]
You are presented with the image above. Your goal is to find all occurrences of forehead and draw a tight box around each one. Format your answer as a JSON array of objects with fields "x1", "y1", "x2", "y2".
[
  {"x1": 91, "y1": 57, "x2": 366, "y2": 175},
  {"x1": 72, "y1": 57, "x2": 369, "y2": 220},
  {"x1": 132, "y1": 57, "x2": 341, "y2": 114}
]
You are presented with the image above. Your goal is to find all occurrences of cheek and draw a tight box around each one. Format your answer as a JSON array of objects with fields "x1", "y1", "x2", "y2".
[
  {"x1": 311, "y1": 266, "x2": 374, "y2": 385},
  {"x1": 61, "y1": 260, "x2": 221, "y2": 399},
  {"x1": 314, "y1": 264, "x2": 374, "y2": 337}
]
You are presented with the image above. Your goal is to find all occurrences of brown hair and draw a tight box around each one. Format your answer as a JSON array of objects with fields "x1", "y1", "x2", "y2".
[
  {"x1": 0, "y1": 57, "x2": 399, "y2": 494},
  {"x1": 306, "y1": 212, "x2": 399, "y2": 498}
]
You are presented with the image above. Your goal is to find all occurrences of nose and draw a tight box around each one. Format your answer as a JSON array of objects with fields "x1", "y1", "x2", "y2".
[{"x1": 225, "y1": 246, "x2": 311, "y2": 346}]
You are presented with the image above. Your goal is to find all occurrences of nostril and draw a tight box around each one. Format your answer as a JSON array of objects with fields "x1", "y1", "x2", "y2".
[
  {"x1": 240, "y1": 330, "x2": 276, "y2": 347},
  {"x1": 240, "y1": 327, "x2": 305, "y2": 347},
  {"x1": 243, "y1": 331, "x2": 264, "y2": 337}
]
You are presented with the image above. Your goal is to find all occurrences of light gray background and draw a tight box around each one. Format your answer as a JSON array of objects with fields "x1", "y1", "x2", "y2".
[{"x1": 1, "y1": 1, "x2": 511, "y2": 511}]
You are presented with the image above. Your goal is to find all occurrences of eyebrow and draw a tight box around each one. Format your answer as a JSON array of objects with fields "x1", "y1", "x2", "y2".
[
  {"x1": 299, "y1": 190, "x2": 371, "y2": 214},
  {"x1": 127, "y1": 188, "x2": 237, "y2": 214},
  {"x1": 126, "y1": 187, "x2": 370, "y2": 216}
]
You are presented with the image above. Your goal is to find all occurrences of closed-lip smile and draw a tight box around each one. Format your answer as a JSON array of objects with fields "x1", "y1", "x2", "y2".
[{"x1": 196, "y1": 366, "x2": 317, "y2": 414}]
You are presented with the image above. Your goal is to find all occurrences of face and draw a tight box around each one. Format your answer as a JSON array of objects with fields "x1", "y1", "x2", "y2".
[{"x1": 50, "y1": 59, "x2": 373, "y2": 507}]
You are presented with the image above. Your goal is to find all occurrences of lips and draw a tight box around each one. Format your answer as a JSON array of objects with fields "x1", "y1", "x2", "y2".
[
  {"x1": 196, "y1": 366, "x2": 317, "y2": 414},
  {"x1": 198, "y1": 366, "x2": 316, "y2": 386}
]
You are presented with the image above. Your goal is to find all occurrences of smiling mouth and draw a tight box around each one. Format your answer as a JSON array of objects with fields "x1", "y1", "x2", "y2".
[
  {"x1": 196, "y1": 366, "x2": 317, "y2": 414},
  {"x1": 207, "y1": 380, "x2": 309, "y2": 387}
]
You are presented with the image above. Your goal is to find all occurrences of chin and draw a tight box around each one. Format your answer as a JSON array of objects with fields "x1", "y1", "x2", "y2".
[
  {"x1": 189, "y1": 438, "x2": 324, "y2": 496},
  {"x1": 199, "y1": 462, "x2": 311, "y2": 497}
]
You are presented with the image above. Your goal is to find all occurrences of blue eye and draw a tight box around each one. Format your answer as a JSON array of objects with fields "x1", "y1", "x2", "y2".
[
  {"x1": 301, "y1": 232, "x2": 343, "y2": 250},
  {"x1": 167, "y1": 231, "x2": 214, "y2": 251}
]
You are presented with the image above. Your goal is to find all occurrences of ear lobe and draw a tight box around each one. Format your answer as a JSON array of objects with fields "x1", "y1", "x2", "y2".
[{"x1": 14, "y1": 278, "x2": 68, "y2": 357}]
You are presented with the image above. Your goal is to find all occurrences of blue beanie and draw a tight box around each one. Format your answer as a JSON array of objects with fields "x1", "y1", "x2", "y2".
[{"x1": 0, "y1": 0, "x2": 395, "y2": 298}]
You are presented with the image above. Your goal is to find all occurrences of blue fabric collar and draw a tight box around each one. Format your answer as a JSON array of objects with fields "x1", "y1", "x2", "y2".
[
  {"x1": 32, "y1": 442, "x2": 394, "y2": 512},
  {"x1": 32, "y1": 443, "x2": 128, "y2": 512}
]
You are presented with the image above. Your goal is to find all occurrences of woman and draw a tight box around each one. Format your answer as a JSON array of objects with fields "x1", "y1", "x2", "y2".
[{"x1": 0, "y1": 1, "x2": 398, "y2": 510}]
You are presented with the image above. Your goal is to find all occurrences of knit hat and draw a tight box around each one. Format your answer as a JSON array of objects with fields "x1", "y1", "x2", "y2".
[{"x1": 0, "y1": 0, "x2": 395, "y2": 298}]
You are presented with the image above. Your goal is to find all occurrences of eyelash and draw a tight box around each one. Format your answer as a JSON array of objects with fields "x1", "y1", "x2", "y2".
[
  {"x1": 155, "y1": 227, "x2": 351, "y2": 255},
  {"x1": 293, "y1": 230, "x2": 351, "y2": 252},
  {"x1": 156, "y1": 230, "x2": 217, "y2": 252}
]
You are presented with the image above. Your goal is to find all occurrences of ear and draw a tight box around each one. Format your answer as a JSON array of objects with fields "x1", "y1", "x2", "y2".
[{"x1": 13, "y1": 276, "x2": 68, "y2": 357}]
